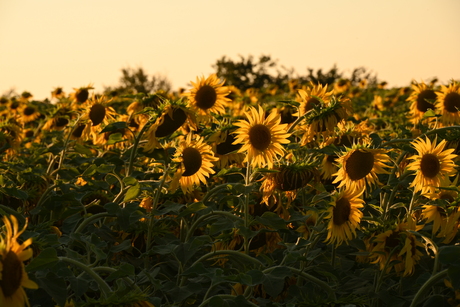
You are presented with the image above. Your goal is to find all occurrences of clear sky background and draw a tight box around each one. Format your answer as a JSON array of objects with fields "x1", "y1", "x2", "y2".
[{"x1": 1, "y1": 0, "x2": 459, "y2": 100}]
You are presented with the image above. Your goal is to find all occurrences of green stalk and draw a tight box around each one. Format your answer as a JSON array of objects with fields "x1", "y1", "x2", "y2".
[
  {"x1": 184, "y1": 211, "x2": 243, "y2": 243},
  {"x1": 198, "y1": 295, "x2": 259, "y2": 307},
  {"x1": 409, "y1": 269, "x2": 448, "y2": 307},
  {"x1": 59, "y1": 256, "x2": 112, "y2": 298},
  {"x1": 126, "y1": 118, "x2": 153, "y2": 177},
  {"x1": 74, "y1": 212, "x2": 112, "y2": 234}
]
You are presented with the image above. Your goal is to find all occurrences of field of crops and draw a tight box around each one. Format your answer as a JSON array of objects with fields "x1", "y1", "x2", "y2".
[{"x1": 1, "y1": 66, "x2": 460, "y2": 306}]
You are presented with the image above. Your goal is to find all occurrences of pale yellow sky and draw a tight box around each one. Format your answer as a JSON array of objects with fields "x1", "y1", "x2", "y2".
[{"x1": 1, "y1": 0, "x2": 459, "y2": 100}]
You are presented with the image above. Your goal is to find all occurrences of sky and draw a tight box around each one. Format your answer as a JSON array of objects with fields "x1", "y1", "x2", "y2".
[{"x1": 1, "y1": 0, "x2": 459, "y2": 100}]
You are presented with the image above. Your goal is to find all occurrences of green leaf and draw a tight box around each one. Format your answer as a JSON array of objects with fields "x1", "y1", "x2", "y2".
[
  {"x1": 106, "y1": 263, "x2": 135, "y2": 282},
  {"x1": 3, "y1": 187, "x2": 28, "y2": 200},
  {"x1": 35, "y1": 272, "x2": 68, "y2": 307},
  {"x1": 255, "y1": 211, "x2": 287, "y2": 229},
  {"x1": 74, "y1": 143, "x2": 93, "y2": 156},
  {"x1": 96, "y1": 164, "x2": 115, "y2": 174},
  {"x1": 439, "y1": 246, "x2": 460, "y2": 266},
  {"x1": 448, "y1": 266, "x2": 460, "y2": 289},
  {"x1": 262, "y1": 274, "x2": 284, "y2": 297},
  {"x1": 82, "y1": 164, "x2": 98, "y2": 176},
  {"x1": 124, "y1": 184, "x2": 141, "y2": 202},
  {"x1": 422, "y1": 109, "x2": 438, "y2": 119},
  {"x1": 107, "y1": 132, "x2": 124, "y2": 145},
  {"x1": 100, "y1": 121, "x2": 128, "y2": 133},
  {"x1": 178, "y1": 202, "x2": 207, "y2": 218},
  {"x1": 123, "y1": 177, "x2": 138, "y2": 186},
  {"x1": 110, "y1": 240, "x2": 132, "y2": 253},
  {"x1": 26, "y1": 247, "x2": 59, "y2": 272}
]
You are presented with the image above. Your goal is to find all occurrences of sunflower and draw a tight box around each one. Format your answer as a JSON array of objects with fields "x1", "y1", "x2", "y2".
[
  {"x1": 321, "y1": 154, "x2": 339, "y2": 181},
  {"x1": 406, "y1": 136, "x2": 457, "y2": 195},
  {"x1": 294, "y1": 83, "x2": 333, "y2": 117},
  {"x1": 0, "y1": 215, "x2": 38, "y2": 306},
  {"x1": 42, "y1": 103, "x2": 75, "y2": 131},
  {"x1": 0, "y1": 122, "x2": 23, "y2": 157},
  {"x1": 407, "y1": 81, "x2": 437, "y2": 125},
  {"x1": 184, "y1": 74, "x2": 231, "y2": 122},
  {"x1": 334, "y1": 79, "x2": 351, "y2": 94},
  {"x1": 232, "y1": 106, "x2": 290, "y2": 169},
  {"x1": 332, "y1": 144, "x2": 391, "y2": 191},
  {"x1": 18, "y1": 104, "x2": 41, "y2": 124},
  {"x1": 296, "y1": 210, "x2": 319, "y2": 239},
  {"x1": 369, "y1": 220, "x2": 424, "y2": 276},
  {"x1": 324, "y1": 186, "x2": 365, "y2": 246},
  {"x1": 80, "y1": 95, "x2": 117, "y2": 143},
  {"x1": 170, "y1": 134, "x2": 218, "y2": 194},
  {"x1": 436, "y1": 80, "x2": 460, "y2": 126}
]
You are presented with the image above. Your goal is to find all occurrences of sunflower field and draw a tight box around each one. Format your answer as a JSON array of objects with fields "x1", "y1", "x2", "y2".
[{"x1": 1, "y1": 61, "x2": 460, "y2": 307}]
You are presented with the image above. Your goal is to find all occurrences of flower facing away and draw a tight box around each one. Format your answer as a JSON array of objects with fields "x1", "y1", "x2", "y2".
[
  {"x1": 0, "y1": 215, "x2": 38, "y2": 307},
  {"x1": 71, "y1": 84, "x2": 94, "y2": 104},
  {"x1": 332, "y1": 144, "x2": 391, "y2": 191},
  {"x1": 407, "y1": 81, "x2": 437, "y2": 125},
  {"x1": 436, "y1": 80, "x2": 460, "y2": 126},
  {"x1": 406, "y1": 136, "x2": 457, "y2": 195},
  {"x1": 183, "y1": 74, "x2": 231, "y2": 121},
  {"x1": 232, "y1": 106, "x2": 290, "y2": 169},
  {"x1": 369, "y1": 220, "x2": 424, "y2": 276},
  {"x1": 324, "y1": 186, "x2": 365, "y2": 246},
  {"x1": 170, "y1": 134, "x2": 219, "y2": 194}
]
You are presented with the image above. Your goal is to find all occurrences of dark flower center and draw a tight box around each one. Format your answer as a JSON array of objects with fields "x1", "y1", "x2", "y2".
[
  {"x1": 420, "y1": 153, "x2": 440, "y2": 178},
  {"x1": 89, "y1": 103, "x2": 106, "y2": 126},
  {"x1": 155, "y1": 107, "x2": 187, "y2": 138},
  {"x1": 0, "y1": 250, "x2": 23, "y2": 298},
  {"x1": 303, "y1": 97, "x2": 321, "y2": 113},
  {"x1": 345, "y1": 150, "x2": 374, "y2": 181},
  {"x1": 182, "y1": 147, "x2": 202, "y2": 176},
  {"x1": 195, "y1": 85, "x2": 217, "y2": 110},
  {"x1": 249, "y1": 124, "x2": 271, "y2": 151},
  {"x1": 444, "y1": 92, "x2": 460, "y2": 113},
  {"x1": 23, "y1": 106, "x2": 36, "y2": 116},
  {"x1": 216, "y1": 134, "x2": 241, "y2": 155},
  {"x1": 385, "y1": 232, "x2": 400, "y2": 249},
  {"x1": 332, "y1": 197, "x2": 351, "y2": 226},
  {"x1": 439, "y1": 193, "x2": 454, "y2": 203},
  {"x1": 275, "y1": 167, "x2": 313, "y2": 191},
  {"x1": 72, "y1": 124, "x2": 86, "y2": 138},
  {"x1": 76, "y1": 89, "x2": 89, "y2": 103},
  {"x1": 55, "y1": 117, "x2": 69, "y2": 127},
  {"x1": 416, "y1": 90, "x2": 436, "y2": 112}
]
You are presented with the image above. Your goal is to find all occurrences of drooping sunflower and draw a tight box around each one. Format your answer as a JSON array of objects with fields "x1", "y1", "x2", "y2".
[
  {"x1": 0, "y1": 215, "x2": 38, "y2": 306},
  {"x1": 406, "y1": 136, "x2": 457, "y2": 195},
  {"x1": 324, "y1": 186, "x2": 365, "y2": 246},
  {"x1": 70, "y1": 84, "x2": 94, "y2": 104},
  {"x1": 369, "y1": 220, "x2": 424, "y2": 276},
  {"x1": 144, "y1": 102, "x2": 196, "y2": 152},
  {"x1": 232, "y1": 106, "x2": 290, "y2": 169},
  {"x1": 0, "y1": 122, "x2": 23, "y2": 158},
  {"x1": 183, "y1": 74, "x2": 231, "y2": 121},
  {"x1": 298, "y1": 95, "x2": 353, "y2": 144},
  {"x1": 436, "y1": 80, "x2": 460, "y2": 126},
  {"x1": 294, "y1": 83, "x2": 333, "y2": 117},
  {"x1": 42, "y1": 102, "x2": 75, "y2": 131},
  {"x1": 407, "y1": 81, "x2": 437, "y2": 125},
  {"x1": 332, "y1": 144, "x2": 391, "y2": 191},
  {"x1": 208, "y1": 127, "x2": 244, "y2": 169},
  {"x1": 170, "y1": 134, "x2": 219, "y2": 194}
]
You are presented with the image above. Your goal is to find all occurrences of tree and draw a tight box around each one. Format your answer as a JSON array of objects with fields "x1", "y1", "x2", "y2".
[{"x1": 104, "y1": 67, "x2": 171, "y2": 96}]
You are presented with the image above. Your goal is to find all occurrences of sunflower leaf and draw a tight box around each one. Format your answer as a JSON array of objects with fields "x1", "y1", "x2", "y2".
[{"x1": 100, "y1": 121, "x2": 129, "y2": 133}]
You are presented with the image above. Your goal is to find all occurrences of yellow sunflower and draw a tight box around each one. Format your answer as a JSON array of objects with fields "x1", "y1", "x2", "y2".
[
  {"x1": 294, "y1": 83, "x2": 333, "y2": 117},
  {"x1": 324, "y1": 186, "x2": 365, "y2": 246},
  {"x1": 51, "y1": 87, "x2": 65, "y2": 100},
  {"x1": 184, "y1": 74, "x2": 231, "y2": 121},
  {"x1": 407, "y1": 81, "x2": 437, "y2": 125},
  {"x1": 0, "y1": 215, "x2": 38, "y2": 307},
  {"x1": 332, "y1": 144, "x2": 391, "y2": 191},
  {"x1": 407, "y1": 136, "x2": 457, "y2": 195},
  {"x1": 170, "y1": 134, "x2": 219, "y2": 194},
  {"x1": 18, "y1": 104, "x2": 41, "y2": 124},
  {"x1": 436, "y1": 80, "x2": 460, "y2": 126},
  {"x1": 232, "y1": 106, "x2": 290, "y2": 169}
]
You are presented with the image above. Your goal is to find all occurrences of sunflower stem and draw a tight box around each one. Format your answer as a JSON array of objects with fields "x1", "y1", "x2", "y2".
[
  {"x1": 126, "y1": 117, "x2": 154, "y2": 177},
  {"x1": 243, "y1": 164, "x2": 252, "y2": 254},
  {"x1": 409, "y1": 269, "x2": 448, "y2": 307},
  {"x1": 58, "y1": 256, "x2": 112, "y2": 298}
]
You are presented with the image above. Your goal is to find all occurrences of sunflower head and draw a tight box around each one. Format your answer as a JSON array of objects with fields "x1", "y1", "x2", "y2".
[
  {"x1": 0, "y1": 215, "x2": 38, "y2": 306},
  {"x1": 233, "y1": 106, "x2": 290, "y2": 169},
  {"x1": 436, "y1": 80, "x2": 460, "y2": 126},
  {"x1": 407, "y1": 81, "x2": 437, "y2": 124},
  {"x1": 332, "y1": 143, "x2": 391, "y2": 191},
  {"x1": 71, "y1": 84, "x2": 94, "y2": 104},
  {"x1": 170, "y1": 134, "x2": 219, "y2": 194},
  {"x1": 324, "y1": 186, "x2": 365, "y2": 246},
  {"x1": 407, "y1": 136, "x2": 457, "y2": 195},
  {"x1": 184, "y1": 74, "x2": 231, "y2": 121}
]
